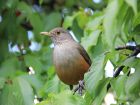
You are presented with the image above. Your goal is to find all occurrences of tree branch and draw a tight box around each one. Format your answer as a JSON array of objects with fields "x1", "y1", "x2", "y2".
[
  {"x1": 115, "y1": 44, "x2": 140, "y2": 57},
  {"x1": 107, "y1": 44, "x2": 140, "y2": 91},
  {"x1": 107, "y1": 65, "x2": 125, "y2": 91},
  {"x1": 115, "y1": 46, "x2": 136, "y2": 51},
  {"x1": 113, "y1": 66, "x2": 125, "y2": 77}
]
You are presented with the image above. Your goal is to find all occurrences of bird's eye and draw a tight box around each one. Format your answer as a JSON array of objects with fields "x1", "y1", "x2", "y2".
[{"x1": 56, "y1": 31, "x2": 60, "y2": 35}]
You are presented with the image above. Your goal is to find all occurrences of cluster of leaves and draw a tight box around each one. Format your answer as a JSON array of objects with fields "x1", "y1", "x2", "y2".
[{"x1": 0, "y1": 0, "x2": 140, "y2": 105}]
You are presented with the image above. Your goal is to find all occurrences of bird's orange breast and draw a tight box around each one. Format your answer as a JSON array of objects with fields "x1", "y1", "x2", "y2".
[{"x1": 53, "y1": 41, "x2": 90, "y2": 85}]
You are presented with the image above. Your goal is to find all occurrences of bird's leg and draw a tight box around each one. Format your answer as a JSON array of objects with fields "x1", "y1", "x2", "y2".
[
  {"x1": 69, "y1": 85, "x2": 73, "y2": 90},
  {"x1": 73, "y1": 80, "x2": 85, "y2": 95}
]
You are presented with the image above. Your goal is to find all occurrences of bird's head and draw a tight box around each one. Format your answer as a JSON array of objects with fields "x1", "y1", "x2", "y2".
[{"x1": 40, "y1": 27, "x2": 73, "y2": 45}]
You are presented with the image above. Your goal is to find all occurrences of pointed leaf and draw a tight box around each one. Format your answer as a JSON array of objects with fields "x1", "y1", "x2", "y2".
[
  {"x1": 24, "y1": 54, "x2": 43, "y2": 73},
  {"x1": 92, "y1": 79, "x2": 110, "y2": 105},
  {"x1": 111, "y1": 75, "x2": 127, "y2": 100},
  {"x1": 0, "y1": 77, "x2": 34, "y2": 105},
  {"x1": 125, "y1": 0, "x2": 137, "y2": 15},
  {"x1": 103, "y1": 0, "x2": 123, "y2": 48},
  {"x1": 125, "y1": 70, "x2": 140, "y2": 98},
  {"x1": 133, "y1": 98, "x2": 140, "y2": 105},
  {"x1": 123, "y1": 57, "x2": 140, "y2": 70},
  {"x1": 81, "y1": 30, "x2": 101, "y2": 51},
  {"x1": 37, "y1": 90, "x2": 85, "y2": 105},
  {"x1": 85, "y1": 54, "x2": 107, "y2": 97}
]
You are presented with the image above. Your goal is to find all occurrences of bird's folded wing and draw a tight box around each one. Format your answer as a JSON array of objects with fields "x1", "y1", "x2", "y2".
[{"x1": 77, "y1": 44, "x2": 92, "y2": 66}]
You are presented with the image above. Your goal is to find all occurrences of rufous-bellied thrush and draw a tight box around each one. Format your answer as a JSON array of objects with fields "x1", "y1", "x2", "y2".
[{"x1": 40, "y1": 27, "x2": 91, "y2": 95}]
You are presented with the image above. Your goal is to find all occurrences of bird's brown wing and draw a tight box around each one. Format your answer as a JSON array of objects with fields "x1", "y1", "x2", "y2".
[{"x1": 77, "y1": 44, "x2": 92, "y2": 66}]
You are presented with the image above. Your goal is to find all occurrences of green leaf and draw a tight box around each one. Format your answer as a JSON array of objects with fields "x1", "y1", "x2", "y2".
[
  {"x1": 6, "y1": 0, "x2": 18, "y2": 8},
  {"x1": 111, "y1": 75, "x2": 127, "y2": 101},
  {"x1": 0, "y1": 0, "x2": 6, "y2": 11},
  {"x1": 0, "y1": 77, "x2": 34, "y2": 105},
  {"x1": 0, "y1": 39, "x2": 9, "y2": 63},
  {"x1": 90, "y1": 35, "x2": 105, "y2": 58},
  {"x1": 123, "y1": 57, "x2": 140, "y2": 70},
  {"x1": 125, "y1": 0, "x2": 137, "y2": 15},
  {"x1": 0, "y1": 77, "x2": 6, "y2": 90},
  {"x1": 44, "y1": 12, "x2": 62, "y2": 31},
  {"x1": 125, "y1": 70, "x2": 140, "y2": 99},
  {"x1": 133, "y1": 12, "x2": 140, "y2": 28},
  {"x1": 103, "y1": 0, "x2": 123, "y2": 48},
  {"x1": 63, "y1": 11, "x2": 89, "y2": 29},
  {"x1": 21, "y1": 75, "x2": 43, "y2": 96},
  {"x1": 92, "y1": 79, "x2": 110, "y2": 105},
  {"x1": 24, "y1": 54, "x2": 43, "y2": 73},
  {"x1": 17, "y1": 1, "x2": 32, "y2": 16},
  {"x1": 0, "y1": 10, "x2": 19, "y2": 42},
  {"x1": 39, "y1": 0, "x2": 43, "y2": 5},
  {"x1": 133, "y1": 98, "x2": 140, "y2": 105},
  {"x1": 63, "y1": 16, "x2": 75, "y2": 29},
  {"x1": 85, "y1": 54, "x2": 107, "y2": 98},
  {"x1": 85, "y1": 14, "x2": 103, "y2": 30},
  {"x1": 29, "y1": 13, "x2": 44, "y2": 39},
  {"x1": 16, "y1": 26, "x2": 28, "y2": 45},
  {"x1": 37, "y1": 90, "x2": 85, "y2": 105},
  {"x1": 76, "y1": 12, "x2": 89, "y2": 29},
  {"x1": 39, "y1": 75, "x2": 61, "y2": 97},
  {"x1": 134, "y1": 34, "x2": 140, "y2": 44},
  {"x1": 118, "y1": 6, "x2": 132, "y2": 44},
  {"x1": 0, "y1": 57, "x2": 21, "y2": 77},
  {"x1": 36, "y1": 101, "x2": 50, "y2": 105},
  {"x1": 71, "y1": 19, "x2": 83, "y2": 41},
  {"x1": 81, "y1": 29, "x2": 101, "y2": 51},
  {"x1": 37, "y1": 46, "x2": 53, "y2": 70}
]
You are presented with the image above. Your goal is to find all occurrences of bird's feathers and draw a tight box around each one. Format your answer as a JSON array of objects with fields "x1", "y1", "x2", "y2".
[
  {"x1": 53, "y1": 41, "x2": 91, "y2": 85},
  {"x1": 77, "y1": 44, "x2": 92, "y2": 66}
]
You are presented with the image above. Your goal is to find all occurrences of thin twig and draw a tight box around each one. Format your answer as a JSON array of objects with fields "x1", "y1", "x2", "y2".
[
  {"x1": 115, "y1": 46, "x2": 136, "y2": 51},
  {"x1": 107, "y1": 65, "x2": 125, "y2": 91},
  {"x1": 107, "y1": 44, "x2": 140, "y2": 91},
  {"x1": 113, "y1": 66, "x2": 125, "y2": 77}
]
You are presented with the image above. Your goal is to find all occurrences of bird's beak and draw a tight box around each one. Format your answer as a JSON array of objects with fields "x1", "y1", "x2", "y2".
[{"x1": 40, "y1": 32, "x2": 51, "y2": 36}]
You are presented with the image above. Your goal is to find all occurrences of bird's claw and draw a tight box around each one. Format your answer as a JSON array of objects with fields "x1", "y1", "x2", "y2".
[{"x1": 73, "y1": 80, "x2": 85, "y2": 95}]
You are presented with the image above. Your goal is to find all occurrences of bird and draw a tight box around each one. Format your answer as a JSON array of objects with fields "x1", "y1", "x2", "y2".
[{"x1": 40, "y1": 27, "x2": 91, "y2": 95}]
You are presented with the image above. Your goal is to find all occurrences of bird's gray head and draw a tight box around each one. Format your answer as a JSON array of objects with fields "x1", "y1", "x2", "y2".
[{"x1": 40, "y1": 27, "x2": 74, "y2": 45}]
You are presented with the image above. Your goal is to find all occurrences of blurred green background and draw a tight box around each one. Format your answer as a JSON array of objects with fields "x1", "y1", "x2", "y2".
[{"x1": 0, "y1": 0, "x2": 140, "y2": 105}]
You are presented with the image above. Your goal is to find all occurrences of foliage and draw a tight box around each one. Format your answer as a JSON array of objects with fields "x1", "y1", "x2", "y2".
[{"x1": 0, "y1": 0, "x2": 140, "y2": 105}]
